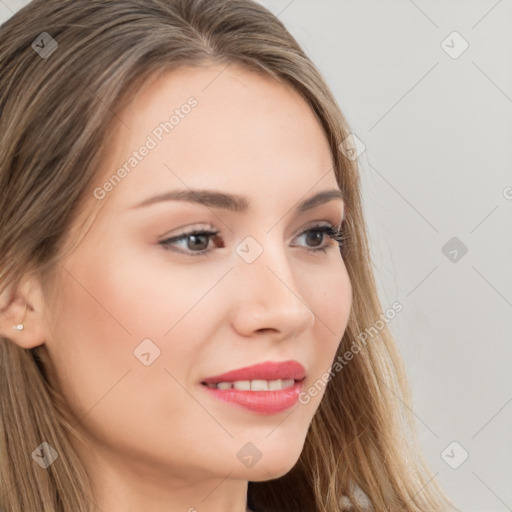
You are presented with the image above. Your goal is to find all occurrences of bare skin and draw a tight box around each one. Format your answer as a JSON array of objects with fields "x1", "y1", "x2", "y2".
[{"x1": 1, "y1": 64, "x2": 352, "y2": 512}]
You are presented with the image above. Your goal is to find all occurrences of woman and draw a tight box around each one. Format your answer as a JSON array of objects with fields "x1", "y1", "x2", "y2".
[{"x1": 0, "y1": 1, "x2": 458, "y2": 511}]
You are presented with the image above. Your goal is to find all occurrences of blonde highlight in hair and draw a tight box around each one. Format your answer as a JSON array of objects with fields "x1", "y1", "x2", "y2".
[{"x1": 0, "y1": 1, "x2": 457, "y2": 511}]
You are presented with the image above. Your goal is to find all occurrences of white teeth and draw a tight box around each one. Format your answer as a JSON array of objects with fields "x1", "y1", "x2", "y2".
[
  {"x1": 282, "y1": 378, "x2": 294, "y2": 388},
  {"x1": 251, "y1": 379, "x2": 268, "y2": 391},
  {"x1": 268, "y1": 379, "x2": 282, "y2": 390},
  {"x1": 233, "y1": 380, "x2": 251, "y2": 390},
  {"x1": 207, "y1": 379, "x2": 297, "y2": 391}
]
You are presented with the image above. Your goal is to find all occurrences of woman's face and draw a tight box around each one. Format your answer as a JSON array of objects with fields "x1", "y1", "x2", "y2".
[{"x1": 41, "y1": 64, "x2": 352, "y2": 489}]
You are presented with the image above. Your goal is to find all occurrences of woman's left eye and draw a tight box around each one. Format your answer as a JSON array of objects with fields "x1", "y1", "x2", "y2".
[
  {"x1": 158, "y1": 224, "x2": 345, "y2": 257},
  {"x1": 293, "y1": 225, "x2": 344, "y2": 254}
]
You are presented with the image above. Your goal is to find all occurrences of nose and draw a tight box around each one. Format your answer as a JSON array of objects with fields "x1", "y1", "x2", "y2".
[{"x1": 230, "y1": 238, "x2": 316, "y2": 340}]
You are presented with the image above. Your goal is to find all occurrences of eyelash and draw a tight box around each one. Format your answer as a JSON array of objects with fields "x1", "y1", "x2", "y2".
[{"x1": 158, "y1": 223, "x2": 346, "y2": 257}]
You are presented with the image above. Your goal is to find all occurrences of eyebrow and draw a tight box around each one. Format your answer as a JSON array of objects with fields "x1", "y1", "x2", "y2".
[{"x1": 130, "y1": 188, "x2": 344, "y2": 213}]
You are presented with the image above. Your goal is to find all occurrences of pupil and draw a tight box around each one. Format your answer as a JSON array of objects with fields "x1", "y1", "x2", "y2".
[
  {"x1": 307, "y1": 232, "x2": 322, "y2": 247},
  {"x1": 189, "y1": 235, "x2": 208, "y2": 251}
]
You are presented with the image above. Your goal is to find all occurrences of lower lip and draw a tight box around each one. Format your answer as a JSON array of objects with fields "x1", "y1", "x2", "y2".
[{"x1": 201, "y1": 380, "x2": 304, "y2": 414}]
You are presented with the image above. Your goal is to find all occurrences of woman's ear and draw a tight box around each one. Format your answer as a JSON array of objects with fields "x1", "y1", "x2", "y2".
[{"x1": 0, "y1": 274, "x2": 47, "y2": 349}]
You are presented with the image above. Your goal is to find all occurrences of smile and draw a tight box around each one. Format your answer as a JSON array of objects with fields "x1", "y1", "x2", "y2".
[{"x1": 203, "y1": 378, "x2": 296, "y2": 391}]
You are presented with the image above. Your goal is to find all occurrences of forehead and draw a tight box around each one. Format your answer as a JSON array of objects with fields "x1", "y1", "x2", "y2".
[{"x1": 92, "y1": 64, "x2": 337, "y2": 212}]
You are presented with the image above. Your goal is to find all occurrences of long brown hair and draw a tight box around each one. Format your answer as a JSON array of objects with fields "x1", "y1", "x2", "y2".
[{"x1": 0, "y1": 1, "x2": 458, "y2": 511}]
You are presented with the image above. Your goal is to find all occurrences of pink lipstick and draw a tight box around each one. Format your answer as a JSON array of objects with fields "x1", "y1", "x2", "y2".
[{"x1": 200, "y1": 360, "x2": 306, "y2": 414}]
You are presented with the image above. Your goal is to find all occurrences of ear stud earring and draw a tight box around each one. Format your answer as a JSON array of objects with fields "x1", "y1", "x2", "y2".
[{"x1": 13, "y1": 305, "x2": 27, "y2": 331}]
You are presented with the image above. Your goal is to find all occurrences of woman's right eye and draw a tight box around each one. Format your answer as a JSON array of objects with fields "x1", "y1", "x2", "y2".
[{"x1": 158, "y1": 229, "x2": 222, "y2": 256}]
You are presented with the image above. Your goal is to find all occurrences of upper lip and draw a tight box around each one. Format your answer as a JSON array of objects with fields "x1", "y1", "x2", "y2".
[{"x1": 201, "y1": 360, "x2": 306, "y2": 384}]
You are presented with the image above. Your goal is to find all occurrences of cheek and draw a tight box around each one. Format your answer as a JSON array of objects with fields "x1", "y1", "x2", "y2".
[
  {"x1": 43, "y1": 253, "x2": 217, "y2": 467},
  {"x1": 42, "y1": 267, "x2": 123, "y2": 432},
  {"x1": 309, "y1": 258, "x2": 352, "y2": 342},
  {"x1": 300, "y1": 260, "x2": 352, "y2": 403},
  {"x1": 46, "y1": 240, "x2": 225, "y2": 396},
  {"x1": 43, "y1": 250, "x2": 184, "y2": 427}
]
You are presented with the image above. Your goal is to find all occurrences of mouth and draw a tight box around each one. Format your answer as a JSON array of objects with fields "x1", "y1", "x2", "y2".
[
  {"x1": 199, "y1": 360, "x2": 307, "y2": 414},
  {"x1": 200, "y1": 359, "x2": 306, "y2": 386}
]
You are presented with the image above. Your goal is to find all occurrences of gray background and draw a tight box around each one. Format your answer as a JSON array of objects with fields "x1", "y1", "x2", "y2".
[{"x1": 1, "y1": 1, "x2": 511, "y2": 511}]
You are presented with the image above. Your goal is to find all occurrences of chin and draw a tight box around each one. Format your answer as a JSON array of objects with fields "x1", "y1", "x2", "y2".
[
  {"x1": 238, "y1": 444, "x2": 304, "y2": 482},
  {"x1": 250, "y1": 464, "x2": 296, "y2": 482}
]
